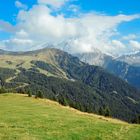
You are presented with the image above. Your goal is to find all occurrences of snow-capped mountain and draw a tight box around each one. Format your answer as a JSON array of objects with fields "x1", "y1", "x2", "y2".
[
  {"x1": 56, "y1": 40, "x2": 114, "y2": 67},
  {"x1": 117, "y1": 51, "x2": 140, "y2": 67},
  {"x1": 75, "y1": 51, "x2": 113, "y2": 67}
]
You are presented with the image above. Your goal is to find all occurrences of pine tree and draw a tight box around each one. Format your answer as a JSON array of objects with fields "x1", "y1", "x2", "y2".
[
  {"x1": 98, "y1": 107, "x2": 104, "y2": 115},
  {"x1": 0, "y1": 87, "x2": 6, "y2": 94},
  {"x1": 35, "y1": 90, "x2": 44, "y2": 99},
  {"x1": 28, "y1": 90, "x2": 32, "y2": 97},
  {"x1": 135, "y1": 115, "x2": 140, "y2": 124},
  {"x1": 104, "y1": 106, "x2": 111, "y2": 117}
]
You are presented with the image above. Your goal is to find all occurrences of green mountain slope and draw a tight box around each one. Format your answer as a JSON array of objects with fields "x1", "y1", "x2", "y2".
[
  {"x1": 0, "y1": 93, "x2": 140, "y2": 140},
  {"x1": 0, "y1": 48, "x2": 140, "y2": 122}
]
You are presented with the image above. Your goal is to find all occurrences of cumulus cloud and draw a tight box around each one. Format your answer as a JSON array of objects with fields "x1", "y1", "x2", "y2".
[
  {"x1": 2, "y1": 38, "x2": 34, "y2": 51},
  {"x1": 0, "y1": 1, "x2": 140, "y2": 55},
  {"x1": 129, "y1": 40, "x2": 140, "y2": 50},
  {"x1": 15, "y1": 1, "x2": 28, "y2": 10},
  {"x1": 16, "y1": 5, "x2": 82, "y2": 42},
  {"x1": 122, "y1": 34, "x2": 137, "y2": 40},
  {"x1": 112, "y1": 40, "x2": 125, "y2": 48},
  {"x1": 0, "y1": 20, "x2": 17, "y2": 33},
  {"x1": 15, "y1": 29, "x2": 29, "y2": 38}
]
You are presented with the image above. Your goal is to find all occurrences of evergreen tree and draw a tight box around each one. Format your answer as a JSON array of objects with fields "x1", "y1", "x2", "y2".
[
  {"x1": 104, "y1": 106, "x2": 111, "y2": 117},
  {"x1": 134, "y1": 115, "x2": 140, "y2": 124},
  {"x1": 98, "y1": 107, "x2": 104, "y2": 115},
  {"x1": 58, "y1": 95, "x2": 68, "y2": 106},
  {"x1": 17, "y1": 88, "x2": 26, "y2": 94},
  {"x1": 0, "y1": 87, "x2": 6, "y2": 94},
  {"x1": 35, "y1": 90, "x2": 44, "y2": 99},
  {"x1": 28, "y1": 90, "x2": 32, "y2": 97}
]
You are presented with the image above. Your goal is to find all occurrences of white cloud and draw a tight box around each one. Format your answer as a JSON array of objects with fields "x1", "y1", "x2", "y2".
[
  {"x1": 0, "y1": 20, "x2": 17, "y2": 33},
  {"x1": 15, "y1": 1, "x2": 28, "y2": 10},
  {"x1": 122, "y1": 34, "x2": 137, "y2": 40},
  {"x1": 38, "y1": 0, "x2": 67, "y2": 8},
  {"x1": 2, "y1": 38, "x2": 34, "y2": 51},
  {"x1": 0, "y1": 3, "x2": 140, "y2": 55},
  {"x1": 108, "y1": 40, "x2": 127, "y2": 55},
  {"x1": 129, "y1": 40, "x2": 140, "y2": 50},
  {"x1": 112, "y1": 40, "x2": 125, "y2": 49},
  {"x1": 17, "y1": 5, "x2": 82, "y2": 42},
  {"x1": 15, "y1": 29, "x2": 29, "y2": 38}
]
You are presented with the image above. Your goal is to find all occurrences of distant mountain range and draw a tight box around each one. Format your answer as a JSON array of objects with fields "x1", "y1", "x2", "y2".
[
  {"x1": 117, "y1": 51, "x2": 140, "y2": 67},
  {"x1": 37, "y1": 41, "x2": 140, "y2": 90},
  {"x1": 76, "y1": 50, "x2": 140, "y2": 89},
  {"x1": 2, "y1": 41, "x2": 140, "y2": 90},
  {"x1": 0, "y1": 47, "x2": 140, "y2": 122},
  {"x1": 75, "y1": 49, "x2": 113, "y2": 67}
]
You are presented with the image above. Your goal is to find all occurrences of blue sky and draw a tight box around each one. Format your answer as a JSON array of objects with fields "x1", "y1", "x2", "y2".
[
  {"x1": 79, "y1": 0, "x2": 140, "y2": 15},
  {"x1": 0, "y1": 0, "x2": 140, "y2": 55},
  {"x1": 0, "y1": 0, "x2": 35, "y2": 24},
  {"x1": 1, "y1": 0, "x2": 140, "y2": 21}
]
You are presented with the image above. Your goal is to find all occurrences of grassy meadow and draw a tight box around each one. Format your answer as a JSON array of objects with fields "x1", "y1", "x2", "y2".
[{"x1": 0, "y1": 93, "x2": 140, "y2": 140}]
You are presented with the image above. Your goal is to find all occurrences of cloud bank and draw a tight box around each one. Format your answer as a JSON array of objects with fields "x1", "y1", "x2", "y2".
[{"x1": 0, "y1": 0, "x2": 140, "y2": 56}]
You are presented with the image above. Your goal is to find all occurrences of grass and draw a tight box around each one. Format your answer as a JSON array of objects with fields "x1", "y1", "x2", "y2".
[
  {"x1": 0, "y1": 53, "x2": 68, "y2": 81},
  {"x1": 0, "y1": 93, "x2": 140, "y2": 140}
]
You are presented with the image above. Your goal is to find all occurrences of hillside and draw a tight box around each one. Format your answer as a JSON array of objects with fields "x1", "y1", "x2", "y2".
[
  {"x1": 0, "y1": 93, "x2": 140, "y2": 140},
  {"x1": 0, "y1": 48, "x2": 140, "y2": 122}
]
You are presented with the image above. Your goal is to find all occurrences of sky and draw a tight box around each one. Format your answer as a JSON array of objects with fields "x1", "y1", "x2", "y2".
[{"x1": 0, "y1": 0, "x2": 140, "y2": 56}]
